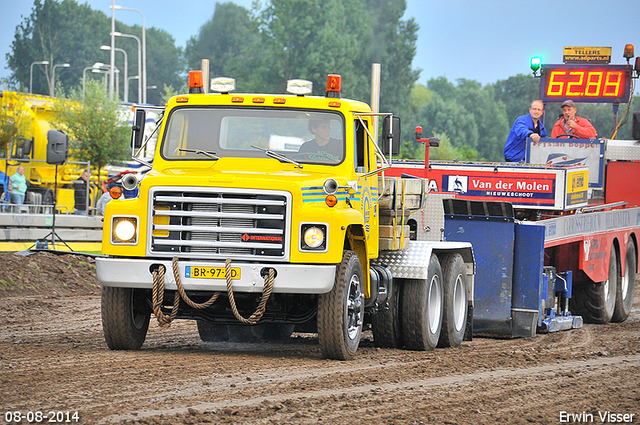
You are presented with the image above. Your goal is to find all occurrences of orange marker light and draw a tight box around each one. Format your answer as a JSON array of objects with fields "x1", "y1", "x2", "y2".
[
  {"x1": 326, "y1": 74, "x2": 341, "y2": 92},
  {"x1": 189, "y1": 70, "x2": 204, "y2": 93},
  {"x1": 109, "y1": 186, "x2": 123, "y2": 199},
  {"x1": 325, "y1": 194, "x2": 338, "y2": 207},
  {"x1": 326, "y1": 74, "x2": 341, "y2": 98}
]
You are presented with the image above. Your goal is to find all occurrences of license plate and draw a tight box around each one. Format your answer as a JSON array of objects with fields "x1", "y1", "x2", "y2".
[{"x1": 185, "y1": 266, "x2": 241, "y2": 280}]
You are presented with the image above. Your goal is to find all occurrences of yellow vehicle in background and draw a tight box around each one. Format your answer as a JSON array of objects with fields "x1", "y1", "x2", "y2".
[{"x1": 1, "y1": 91, "x2": 98, "y2": 212}]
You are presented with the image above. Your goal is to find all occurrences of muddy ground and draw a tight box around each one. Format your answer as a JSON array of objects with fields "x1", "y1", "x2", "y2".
[{"x1": 0, "y1": 251, "x2": 638, "y2": 424}]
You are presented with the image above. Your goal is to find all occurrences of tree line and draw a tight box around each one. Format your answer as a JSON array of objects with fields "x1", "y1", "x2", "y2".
[{"x1": 3, "y1": 0, "x2": 639, "y2": 163}]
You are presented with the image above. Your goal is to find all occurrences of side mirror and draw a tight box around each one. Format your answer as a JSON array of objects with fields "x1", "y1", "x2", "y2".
[
  {"x1": 633, "y1": 111, "x2": 640, "y2": 141},
  {"x1": 131, "y1": 109, "x2": 146, "y2": 150},
  {"x1": 381, "y1": 115, "x2": 401, "y2": 156}
]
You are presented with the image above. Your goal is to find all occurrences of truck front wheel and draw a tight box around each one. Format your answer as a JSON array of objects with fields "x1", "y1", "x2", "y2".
[
  {"x1": 402, "y1": 254, "x2": 444, "y2": 351},
  {"x1": 612, "y1": 242, "x2": 637, "y2": 322},
  {"x1": 318, "y1": 250, "x2": 364, "y2": 360},
  {"x1": 101, "y1": 287, "x2": 150, "y2": 350}
]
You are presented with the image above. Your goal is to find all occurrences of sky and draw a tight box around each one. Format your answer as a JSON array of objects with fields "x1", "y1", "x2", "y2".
[{"x1": 1, "y1": 0, "x2": 638, "y2": 88}]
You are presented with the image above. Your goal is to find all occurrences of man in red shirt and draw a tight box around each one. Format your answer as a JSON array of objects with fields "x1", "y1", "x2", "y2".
[{"x1": 551, "y1": 100, "x2": 597, "y2": 139}]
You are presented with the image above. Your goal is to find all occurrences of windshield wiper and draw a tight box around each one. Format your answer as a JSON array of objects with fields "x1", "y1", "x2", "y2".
[
  {"x1": 177, "y1": 148, "x2": 220, "y2": 160},
  {"x1": 250, "y1": 145, "x2": 302, "y2": 168}
]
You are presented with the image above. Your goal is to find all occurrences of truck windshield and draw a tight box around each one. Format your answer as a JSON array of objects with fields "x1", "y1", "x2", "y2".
[{"x1": 161, "y1": 107, "x2": 345, "y2": 165}]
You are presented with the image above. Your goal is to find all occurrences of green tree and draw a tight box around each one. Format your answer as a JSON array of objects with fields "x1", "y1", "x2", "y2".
[
  {"x1": 455, "y1": 79, "x2": 509, "y2": 161},
  {"x1": 7, "y1": 0, "x2": 110, "y2": 96},
  {"x1": 54, "y1": 80, "x2": 129, "y2": 183},
  {"x1": 367, "y1": 0, "x2": 420, "y2": 117},
  {"x1": 491, "y1": 74, "x2": 540, "y2": 127},
  {"x1": 8, "y1": 0, "x2": 183, "y2": 105},
  {"x1": 184, "y1": 2, "x2": 259, "y2": 78}
]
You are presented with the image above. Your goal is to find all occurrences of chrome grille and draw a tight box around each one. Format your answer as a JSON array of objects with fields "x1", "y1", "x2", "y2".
[{"x1": 148, "y1": 187, "x2": 290, "y2": 260}]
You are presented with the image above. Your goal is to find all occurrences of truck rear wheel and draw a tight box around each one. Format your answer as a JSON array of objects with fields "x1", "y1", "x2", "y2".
[
  {"x1": 402, "y1": 254, "x2": 443, "y2": 351},
  {"x1": 371, "y1": 278, "x2": 402, "y2": 348},
  {"x1": 612, "y1": 242, "x2": 636, "y2": 322},
  {"x1": 318, "y1": 250, "x2": 364, "y2": 360},
  {"x1": 438, "y1": 253, "x2": 468, "y2": 348},
  {"x1": 571, "y1": 247, "x2": 617, "y2": 324},
  {"x1": 101, "y1": 287, "x2": 150, "y2": 350},
  {"x1": 197, "y1": 321, "x2": 230, "y2": 342}
]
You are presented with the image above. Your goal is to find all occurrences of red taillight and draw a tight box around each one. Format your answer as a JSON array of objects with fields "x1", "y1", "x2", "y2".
[
  {"x1": 326, "y1": 74, "x2": 341, "y2": 98},
  {"x1": 189, "y1": 70, "x2": 204, "y2": 93}
]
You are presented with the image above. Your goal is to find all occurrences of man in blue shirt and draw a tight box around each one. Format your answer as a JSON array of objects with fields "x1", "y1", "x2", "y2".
[{"x1": 504, "y1": 100, "x2": 546, "y2": 162}]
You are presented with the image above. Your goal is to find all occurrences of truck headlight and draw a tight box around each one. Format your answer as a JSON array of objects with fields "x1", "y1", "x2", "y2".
[
  {"x1": 301, "y1": 223, "x2": 327, "y2": 251},
  {"x1": 112, "y1": 216, "x2": 138, "y2": 244}
]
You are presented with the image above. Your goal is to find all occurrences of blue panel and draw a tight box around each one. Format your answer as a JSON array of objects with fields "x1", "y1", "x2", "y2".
[
  {"x1": 512, "y1": 222, "x2": 545, "y2": 327},
  {"x1": 445, "y1": 216, "x2": 514, "y2": 335}
]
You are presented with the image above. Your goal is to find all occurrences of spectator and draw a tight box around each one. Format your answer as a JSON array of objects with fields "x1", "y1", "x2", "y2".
[
  {"x1": 551, "y1": 100, "x2": 597, "y2": 139},
  {"x1": 504, "y1": 100, "x2": 547, "y2": 162},
  {"x1": 10, "y1": 165, "x2": 27, "y2": 210},
  {"x1": 0, "y1": 172, "x2": 10, "y2": 212},
  {"x1": 73, "y1": 169, "x2": 92, "y2": 215}
]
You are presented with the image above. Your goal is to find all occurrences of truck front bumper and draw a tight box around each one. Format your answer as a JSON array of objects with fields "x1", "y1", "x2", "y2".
[{"x1": 96, "y1": 257, "x2": 336, "y2": 294}]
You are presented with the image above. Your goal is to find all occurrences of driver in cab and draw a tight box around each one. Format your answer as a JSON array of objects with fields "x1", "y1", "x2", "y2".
[
  {"x1": 551, "y1": 100, "x2": 597, "y2": 139},
  {"x1": 298, "y1": 119, "x2": 343, "y2": 162}
]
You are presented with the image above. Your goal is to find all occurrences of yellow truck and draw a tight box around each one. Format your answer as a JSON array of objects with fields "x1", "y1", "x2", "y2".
[
  {"x1": 97, "y1": 72, "x2": 475, "y2": 360},
  {"x1": 0, "y1": 91, "x2": 93, "y2": 212}
]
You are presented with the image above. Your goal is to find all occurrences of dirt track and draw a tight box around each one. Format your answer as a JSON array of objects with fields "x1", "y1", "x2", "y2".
[{"x1": 0, "y1": 252, "x2": 639, "y2": 424}]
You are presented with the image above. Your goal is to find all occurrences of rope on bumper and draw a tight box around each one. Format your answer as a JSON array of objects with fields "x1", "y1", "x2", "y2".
[
  {"x1": 151, "y1": 257, "x2": 220, "y2": 327},
  {"x1": 226, "y1": 258, "x2": 274, "y2": 325},
  {"x1": 151, "y1": 257, "x2": 274, "y2": 327}
]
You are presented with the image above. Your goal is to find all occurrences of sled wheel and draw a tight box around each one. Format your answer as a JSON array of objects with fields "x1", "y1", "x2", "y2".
[
  {"x1": 612, "y1": 242, "x2": 637, "y2": 322},
  {"x1": 571, "y1": 247, "x2": 617, "y2": 324}
]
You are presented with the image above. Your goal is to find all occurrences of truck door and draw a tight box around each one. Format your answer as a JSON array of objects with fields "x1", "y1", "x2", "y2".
[{"x1": 354, "y1": 118, "x2": 379, "y2": 253}]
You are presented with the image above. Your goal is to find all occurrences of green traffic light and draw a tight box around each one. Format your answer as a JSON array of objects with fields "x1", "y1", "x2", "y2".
[{"x1": 530, "y1": 57, "x2": 542, "y2": 73}]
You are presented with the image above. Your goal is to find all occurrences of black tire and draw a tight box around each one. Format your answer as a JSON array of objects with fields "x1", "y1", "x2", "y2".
[
  {"x1": 612, "y1": 242, "x2": 637, "y2": 322},
  {"x1": 196, "y1": 320, "x2": 229, "y2": 342},
  {"x1": 101, "y1": 287, "x2": 150, "y2": 350},
  {"x1": 318, "y1": 250, "x2": 364, "y2": 360},
  {"x1": 402, "y1": 254, "x2": 444, "y2": 351},
  {"x1": 228, "y1": 324, "x2": 266, "y2": 342},
  {"x1": 570, "y1": 247, "x2": 617, "y2": 324},
  {"x1": 262, "y1": 323, "x2": 295, "y2": 340},
  {"x1": 43, "y1": 188, "x2": 54, "y2": 205},
  {"x1": 437, "y1": 253, "x2": 468, "y2": 348},
  {"x1": 371, "y1": 279, "x2": 402, "y2": 348}
]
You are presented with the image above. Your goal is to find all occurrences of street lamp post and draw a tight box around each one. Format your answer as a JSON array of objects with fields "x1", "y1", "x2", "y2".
[
  {"x1": 112, "y1": 31, "x2": 141, "y2": 104},
  {"x1": 101, "y1": 45, "x2": 128, "y2": 102},
  {"x1": 111, "y1": 5, "x2": 146, "y2": 104},
  {"x1": 83, "y1": 62, "x2": 108, "y2": 99},
  {"x1": 51, "y1": 63, "x2": 70, "y2": 97},
  {"x1": 30, "y1": 61, "x2": 49, "y2": 94}
]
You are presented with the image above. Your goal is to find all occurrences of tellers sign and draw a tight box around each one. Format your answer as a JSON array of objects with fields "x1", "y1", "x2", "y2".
[{"x1": 539, "y1": 64, "x2": 631, "y2": 103}]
